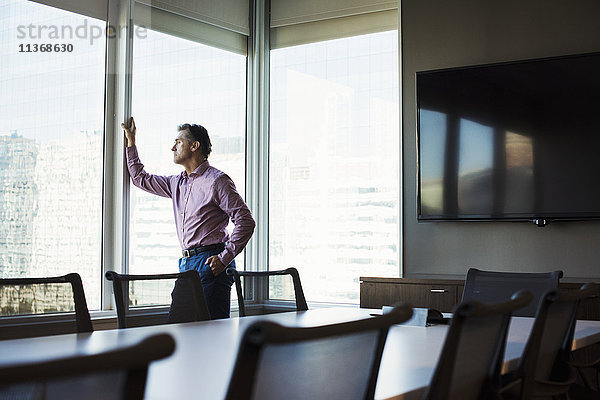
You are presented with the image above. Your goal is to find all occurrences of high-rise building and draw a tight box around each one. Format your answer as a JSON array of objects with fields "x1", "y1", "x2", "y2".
[
  {"x1": 0, "y1": 133, "x2": 37, "y2": 278},
  {"x1": 0, "y1": 130, "x2": 103, "y2": 311}
]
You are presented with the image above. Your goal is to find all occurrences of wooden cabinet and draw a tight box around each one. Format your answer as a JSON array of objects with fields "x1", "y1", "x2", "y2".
[
  {"x1": 360, "y1": 276, "x2": 600, "y2": 319},
  {"x1": 360, "y1": 277, "x2": 464, "y2": 313}
]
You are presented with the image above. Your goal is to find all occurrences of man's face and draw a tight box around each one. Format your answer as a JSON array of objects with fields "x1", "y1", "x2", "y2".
[{"x1": 172, "y1": 129, "x2": 194, "y2": 165}]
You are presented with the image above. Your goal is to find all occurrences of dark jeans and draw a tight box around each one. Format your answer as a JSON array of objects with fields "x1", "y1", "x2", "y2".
[{"x1": 168, "y1": 247, "x2": 235, "y2": 320}]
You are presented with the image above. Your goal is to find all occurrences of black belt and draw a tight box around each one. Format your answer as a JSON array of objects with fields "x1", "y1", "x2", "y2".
[{"x1": 182, "y1": 243, "x2": 225, "y2": 258}]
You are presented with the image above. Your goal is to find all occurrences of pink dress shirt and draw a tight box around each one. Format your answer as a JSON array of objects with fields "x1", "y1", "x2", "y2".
[{"x1": 126, "y1": 146, "x2": 255, "y2": 266}]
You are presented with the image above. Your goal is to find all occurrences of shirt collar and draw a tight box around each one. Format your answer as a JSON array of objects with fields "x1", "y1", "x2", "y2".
[{"x1": 184, "y1": 160, "x2": 210, "y2": 179}]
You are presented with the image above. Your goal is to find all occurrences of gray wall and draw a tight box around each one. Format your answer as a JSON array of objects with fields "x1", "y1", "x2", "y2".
[{"x1": 401, "y1": 0, "x2": 600, "y2": 278}]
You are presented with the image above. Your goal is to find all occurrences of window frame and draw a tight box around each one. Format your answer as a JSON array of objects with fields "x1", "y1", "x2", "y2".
[
  {"x1": 104, "y1": 0, "x2": 256, "y2": 314},
  {"x1": 3, "y1": 0, "x2": 401, "y2": 325}
]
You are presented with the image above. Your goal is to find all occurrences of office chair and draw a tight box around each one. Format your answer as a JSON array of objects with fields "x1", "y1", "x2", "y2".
[
  {"x1": 226, "y1": 267, "x2": 308, "y2": 317},
  {"x1": 105, "y1": 270, "x2": 210, "y2": 328},
  {"x1": 423, "y1": 290, "x2": 533, "y2": 400},
  {"x1": 461, "y1": 268, "x2": 563, "y2": 317},
  {"x1": 225, "y1": 304, "x2": 412, "y2": 400},
  {"x1": 569, "y1": 319, "x2": 600, "y2": 397},
  {"x1": 0, "y1": 273, "x2": 93, "y2": 339},
  {"x1": 0, "y1": 333, "x2": 175, "y2": 400},
  {"x1": 499, "y1": 283, "x2": 599, "y2": 400}
]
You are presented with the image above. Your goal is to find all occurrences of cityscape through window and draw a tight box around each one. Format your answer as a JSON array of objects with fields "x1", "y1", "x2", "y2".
[
  {"x1": 0, "y1": 0, "x2": 105, "y2": 310},
  {"x1": 269, "y1": 31, "x2": 400, "y2": 303}
]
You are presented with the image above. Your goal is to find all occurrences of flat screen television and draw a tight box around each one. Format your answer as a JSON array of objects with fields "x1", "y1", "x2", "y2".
[{"x1": 417, "y1": 52, "x2": 600, "y2": 225}]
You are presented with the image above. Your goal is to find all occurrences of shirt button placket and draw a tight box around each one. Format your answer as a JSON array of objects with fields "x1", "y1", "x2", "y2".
[{"x1": 182, "y1": 179, "x2": 192, "y2": 235}]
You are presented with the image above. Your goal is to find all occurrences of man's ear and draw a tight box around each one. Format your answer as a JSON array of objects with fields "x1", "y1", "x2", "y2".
[{"x1": 190, "y1": 140, "x2": 200, "y2": 152}]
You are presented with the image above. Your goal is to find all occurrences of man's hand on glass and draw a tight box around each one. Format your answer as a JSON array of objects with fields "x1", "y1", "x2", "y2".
[{"x1": 121, "y1": 116, "x2": 136, "y2": 147}]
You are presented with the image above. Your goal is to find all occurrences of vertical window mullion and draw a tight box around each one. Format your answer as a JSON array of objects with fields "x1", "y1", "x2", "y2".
[
  {"x1": 246, "y1": 0, "x2": 271, "y2": 305},
  {"x1": 102, "y1": 0, "x2": 134, "y2": 311}
]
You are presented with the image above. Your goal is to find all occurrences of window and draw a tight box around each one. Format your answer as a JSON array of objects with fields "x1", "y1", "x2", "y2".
[
  {"x1": 1, "y1": 0, "x2": 401, "y2": 317},
  {"x1": 129, "y1": 25, "x2": 247, "y2": 303},
  {"x1": 0, "y1": 0, "x2": 106, "y2": 310},
  {"x1": 269, "y1": 30, "x2": 399, "y2": 303}
]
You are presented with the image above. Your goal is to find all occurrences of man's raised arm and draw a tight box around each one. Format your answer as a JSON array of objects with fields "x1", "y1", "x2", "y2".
[{"x1": 122, "y1": 117, "x2": 173, "y2": 198}]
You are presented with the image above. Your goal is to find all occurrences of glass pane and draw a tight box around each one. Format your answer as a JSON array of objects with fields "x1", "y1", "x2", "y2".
[
  {"x1": 268, "y1": 275, "x2": 296, "y2": 302},
  {"x1": 0, "y1": 283, "x2": 75, "y2": 316},
  {"x1": 128, "y1": 280, "x2": 173, "y2": 308},
  {"x1": 130, "y1": 28, "x2": 247, "y2": 304},
  {"x1": 269, "y1": 31, "x2": 400, "y2": 304},
  {"x1": 0, "y1": 0, "x2": 105, "y2": 309}
]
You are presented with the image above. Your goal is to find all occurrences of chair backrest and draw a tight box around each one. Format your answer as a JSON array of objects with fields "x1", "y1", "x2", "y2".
[
  {"x1": 0, "y1": 333, "x2": 175, "y2": 400},
  {"x1": 0, "y1": 273, "x2": 93, "y2": 339},
  {"x1": 423, "y1": 290, "x2": 533, "y2": 400},
  {"x1": 225, "y1": 304, "x2": 412, "y2": 400},
  {"x1": 513, "y1": 283, "x2": 599, "y2": 399},
  {"x1": 227, "y1": 267, "x2": 308, "y2": 317},
  {"x1": 105, "y1": 270, "x2": 210, "y2": 329},
  {"x1": 461, "y1": 268, "x2": 563, "y2": 317}
]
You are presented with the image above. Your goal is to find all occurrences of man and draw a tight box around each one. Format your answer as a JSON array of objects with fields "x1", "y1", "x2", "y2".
[{"x1": 121, "y1": 117, "x2": 255, "y2": 319}]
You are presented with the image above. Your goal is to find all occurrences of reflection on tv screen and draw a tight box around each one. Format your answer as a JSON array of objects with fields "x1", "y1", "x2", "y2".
[{"x1": 417, "y1": 52, "x2": 600, "y2": 221}]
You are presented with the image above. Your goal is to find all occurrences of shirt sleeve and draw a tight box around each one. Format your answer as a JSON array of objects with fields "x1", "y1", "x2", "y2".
[
  {"x1": 212, "y1": 175, "x2": 256, "y2": 266},
  {"x1": 125, "y1": 146, "x2": 173, "y2": 198}
]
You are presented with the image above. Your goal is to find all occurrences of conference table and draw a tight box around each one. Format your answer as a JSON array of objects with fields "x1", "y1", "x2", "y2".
[{"x1": 1, "y1": 307, "x2": 600, "y2": 399}]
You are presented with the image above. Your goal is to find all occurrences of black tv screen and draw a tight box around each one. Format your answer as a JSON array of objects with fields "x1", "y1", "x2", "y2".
[{"x1": 417, "y1": 52, "x2": 600, "y2": 223}]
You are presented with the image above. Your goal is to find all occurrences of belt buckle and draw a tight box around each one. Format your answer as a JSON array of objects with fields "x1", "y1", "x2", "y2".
[{"x1": 183, "y1": 249, "x2": 191, "y2": 258}]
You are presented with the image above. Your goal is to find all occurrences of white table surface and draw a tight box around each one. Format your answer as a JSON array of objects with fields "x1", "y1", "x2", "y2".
[{"x1": 1, "y1": 308, "x2": 599, "y2": 400}]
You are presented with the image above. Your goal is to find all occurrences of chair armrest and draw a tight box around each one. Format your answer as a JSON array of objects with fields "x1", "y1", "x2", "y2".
[
  {"x1": 569, "y1": 357, "x2": 600, "y2": 369},
  {"x1": 529, "y1": 373, "x2": 576, "y2": 397},
  {"x1": 497, "y1": 376, "x2": 523, "y2": 395}
]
